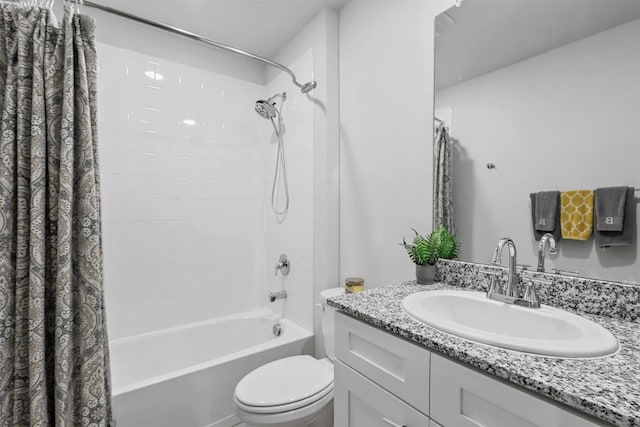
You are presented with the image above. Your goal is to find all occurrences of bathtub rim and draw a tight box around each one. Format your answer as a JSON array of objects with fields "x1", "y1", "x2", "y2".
[{"x1": 110, "y1": 307, "x2": 312, "y2": 396}]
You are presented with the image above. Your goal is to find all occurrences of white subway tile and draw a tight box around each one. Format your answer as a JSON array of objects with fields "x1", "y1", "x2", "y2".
[
  {"x1": 168, "y1": 136, "x2": 194, "y2": 157},
  {"x1": 101, "y1": 173, "x2": 144, "y2": 198},
  {"x1": 139, "y1": 130, "x2": 169, "y2": 155},
  {"x1": 99, "y1": 151, "x2": 143, "y2": 175},
  {"x1": 155, "y1": 199, "x2": 183, "y2": 220},
  {"x1": 98, "y1": 42, "x2": 320, "y2": 340}
]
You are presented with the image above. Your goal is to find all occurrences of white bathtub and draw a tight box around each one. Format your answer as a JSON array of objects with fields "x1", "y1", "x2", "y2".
[{"x1": 110, "y1": 308, "x2": 313, "y2": 427}]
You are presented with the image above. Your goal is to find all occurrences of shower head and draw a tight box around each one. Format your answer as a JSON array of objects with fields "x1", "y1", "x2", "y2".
[
  {"x1": 255, "y1": 99, "x2": 277, "y2": 119},
  {"x1": 255, "y1": 92, "x2": 286, "y2": 120},
  {"x1": 301, "y1": 81, "x2": 317, "y2": 93}
]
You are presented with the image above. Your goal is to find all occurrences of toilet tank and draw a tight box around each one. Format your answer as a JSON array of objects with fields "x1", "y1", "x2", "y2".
[{"x1": 319, "y1": 287, "x2": 345, "y2": 360}]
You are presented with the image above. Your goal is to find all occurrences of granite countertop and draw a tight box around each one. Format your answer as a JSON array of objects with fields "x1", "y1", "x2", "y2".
[{"x1": 328, "y1": 282, "x2": 640, "y2": 427}]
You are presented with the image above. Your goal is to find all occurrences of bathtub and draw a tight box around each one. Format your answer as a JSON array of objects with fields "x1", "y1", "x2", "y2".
[{"x1": 110, "y1": 308, "x2": 313, "y2": 427}]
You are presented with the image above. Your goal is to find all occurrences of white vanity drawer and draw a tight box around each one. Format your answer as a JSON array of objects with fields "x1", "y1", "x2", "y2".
[
  {"x1": 334, "y1": 360, "x2": 431, "y2": 427},
  {"x1": 430, "y1": 354, "x2": 602, "y2": 427},
  {"x1": 336, "y1": 312, "x2": 430, "y2": 415}
]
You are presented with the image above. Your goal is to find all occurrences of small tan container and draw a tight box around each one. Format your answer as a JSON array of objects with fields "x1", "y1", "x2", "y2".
[{"x1": 345, "y1": 277, "x2": 365, "y2": 293}]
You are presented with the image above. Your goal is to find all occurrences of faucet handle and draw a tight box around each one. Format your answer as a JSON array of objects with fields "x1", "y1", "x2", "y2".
[
  {"x1": 523, "y1": 276, "x2": 552, "y2": 308},
  {"x1": 479, "y1": 267, "x2": 501, "y2": 295},
  {"x1": 523, "y1": 279, "x2": 541, "y2": 308}
]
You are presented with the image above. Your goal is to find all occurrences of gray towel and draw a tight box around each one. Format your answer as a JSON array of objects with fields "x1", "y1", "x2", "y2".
[
  {"x1": 530, "y1": 193, "x2": 562, "y2": 241},
  {"x1": 534, "y1": 191, "x2": 559, "y2": 232},
  {"x1": 595, "y1": 187, "x2": 635, "y2": 248},
  {"x1": 595, "y1": 186, "x2": 627, "y2": 231}
]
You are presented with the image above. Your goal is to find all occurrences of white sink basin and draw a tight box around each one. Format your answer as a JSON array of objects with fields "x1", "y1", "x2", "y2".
[{"x1": 401, "y1": 290, "x2": 619, "y2": 358}]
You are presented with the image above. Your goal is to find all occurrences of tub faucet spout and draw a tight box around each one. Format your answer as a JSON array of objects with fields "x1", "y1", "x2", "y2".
[{"x1": 269, "y1": 290, "x2": 287, "y2": 302}]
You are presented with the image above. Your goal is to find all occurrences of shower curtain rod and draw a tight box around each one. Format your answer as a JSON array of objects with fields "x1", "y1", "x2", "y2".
[{"x1": 71, "y1": 0, "x2": 317, "y2": 93}]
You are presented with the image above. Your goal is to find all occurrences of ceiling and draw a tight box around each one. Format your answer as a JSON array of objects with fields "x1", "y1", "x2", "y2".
[
  {"x1": 435, "y1": 0, "x2": 640, "y2": 91},
  {"x1": 95, "y1": 0, "x2": 349, "y2": 58}
]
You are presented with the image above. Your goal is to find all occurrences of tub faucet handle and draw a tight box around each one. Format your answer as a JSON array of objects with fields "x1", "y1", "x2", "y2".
[{"x1": 274, "y1": 253, "x2": 290, "y2": 276}]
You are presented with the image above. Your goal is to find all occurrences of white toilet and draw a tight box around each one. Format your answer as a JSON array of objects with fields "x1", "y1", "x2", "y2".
[{"x1": 233, "y1": 287, "x2": 345, "y2": 427}]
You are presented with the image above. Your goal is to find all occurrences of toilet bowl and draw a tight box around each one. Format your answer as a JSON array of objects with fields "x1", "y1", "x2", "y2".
[
  {"x1": 234, "y1": 356, "x2": 333, "y2": 427},
  {"x1": 233, "y1": 288, "x2": 344, "y2": 427}
]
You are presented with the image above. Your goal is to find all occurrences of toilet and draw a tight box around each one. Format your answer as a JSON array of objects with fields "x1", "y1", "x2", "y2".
[{"x1": 233, "y1": 287, "x2": 345, "y2": 427}]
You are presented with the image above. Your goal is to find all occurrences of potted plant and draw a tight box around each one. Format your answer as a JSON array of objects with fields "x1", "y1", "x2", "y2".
[{"x1": 401, "y1": 226, "x2": 460, "y2": 285}]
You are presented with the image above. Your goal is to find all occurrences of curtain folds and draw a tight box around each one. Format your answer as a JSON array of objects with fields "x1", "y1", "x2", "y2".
[
  {"x1": 433, "y1": 123, "x2": 455, "y2": 234},
  {"x1": 0, "y1": 4, "x2": 112, "y2": 426}
]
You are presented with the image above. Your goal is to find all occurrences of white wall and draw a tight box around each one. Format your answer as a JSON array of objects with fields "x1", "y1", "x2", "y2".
[
  {"x1": 91, "y1": 7, "x2": 264, "y2": 85},
  {"x1": 436, "y1": 19, "x2": 640, "y2": 283},
  {"x1": 264, "y1": 9, "x2": 340, "y2": 353},
  {"x1": 97, "y1": 7, "x2": 339, "y2": 341},
  {"x1": 339, "y1": 0, "x2": 455, "y2": 288},
  {"x1": 262, "y1": 50, "x2": 316, "y2": 332},
  {"x1": 98, "y1": 42, "x2": 267, "y2": 340}
]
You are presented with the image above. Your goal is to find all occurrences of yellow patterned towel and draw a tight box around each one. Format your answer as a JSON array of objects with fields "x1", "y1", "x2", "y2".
[{"x1": 560, "y1": 190, "x2": 594, "y2": 240}]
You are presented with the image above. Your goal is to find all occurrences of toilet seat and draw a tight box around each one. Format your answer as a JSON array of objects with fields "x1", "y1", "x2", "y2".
[
  {"x1": 234, "y1": 355, "x2": 334, "y2": 415},
  {"x1": 235, "y1": 383, "x2": 333, "y2": 414},
  {"x1": 234, "y1": 387, "x2": 334, "y2": 426}
]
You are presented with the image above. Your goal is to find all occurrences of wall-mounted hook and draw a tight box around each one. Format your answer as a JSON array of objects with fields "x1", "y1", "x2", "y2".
[{"x1": 486, "y1": 163, "x2": 496, "y2": 169}]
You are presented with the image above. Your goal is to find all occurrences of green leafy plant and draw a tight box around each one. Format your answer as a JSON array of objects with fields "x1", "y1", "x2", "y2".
[{"x1": 401, "y1": 226, "x2": 460, "y2": 266}]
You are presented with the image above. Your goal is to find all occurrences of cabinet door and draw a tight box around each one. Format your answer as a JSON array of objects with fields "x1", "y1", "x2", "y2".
[
  {"x1": 334, "y1": 360, "x2": 430, "y2": 427},
  {"x1": 336, "y1": 312, "x2": 430, "y2": 415},
  {"x1": 430, "y1": 354, "x2": 601, "y2": 427}
]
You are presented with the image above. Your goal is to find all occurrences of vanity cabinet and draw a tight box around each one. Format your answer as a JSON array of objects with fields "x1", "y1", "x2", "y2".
[
  {"x1": 334, "y1": 312, "x2": 604, "y2": 427},
  {"x1": 335, "y1": 311, "x2": 430, "y2": 415},
  {"x1": 430, "y1": 353, "x2": 600, "y2": 427},
  {"x1": 334, "y1": 360, "x2": 431, "y2": 427}
]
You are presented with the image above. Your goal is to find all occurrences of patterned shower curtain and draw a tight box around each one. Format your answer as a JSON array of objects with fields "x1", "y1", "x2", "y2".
[
  {"x1": 433, "y1": 123, "x2": 455, "y2": 234},
  {"x1": 0, "y1": 4, "x2": 112, "y2": 426}
]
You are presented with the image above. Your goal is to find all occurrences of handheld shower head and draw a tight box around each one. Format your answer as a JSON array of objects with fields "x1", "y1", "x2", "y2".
[
  {"x1": 255, "y1": 91, "x2": 290, "y2": 217},
  {"x1": 255, "y1": 92, "x2": 286, "y2": 120},
  {"x1": 255, "y1": 100, "x2": 277, "y2": 119}
]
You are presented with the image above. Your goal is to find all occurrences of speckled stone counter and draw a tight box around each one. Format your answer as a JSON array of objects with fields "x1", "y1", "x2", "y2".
[
  {"x1": 328, "y1": 282, "x2": 640, "y2": 427},
  {"x1": 435, "y1": 259, "x2": 640, "y2": 322}
]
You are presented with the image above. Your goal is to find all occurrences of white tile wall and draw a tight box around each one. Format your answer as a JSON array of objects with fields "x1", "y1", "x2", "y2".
[
  {"x1": 98, "y1": 43, "x2": 268, "y2": 339},
  {"x1": 263, "y1": 50, "x2": 315, "y2": 333}
]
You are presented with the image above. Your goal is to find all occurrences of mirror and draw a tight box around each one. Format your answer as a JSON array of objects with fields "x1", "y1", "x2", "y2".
[{"x1": 434, "y1": 0, "x2": 640, "y2": 284}]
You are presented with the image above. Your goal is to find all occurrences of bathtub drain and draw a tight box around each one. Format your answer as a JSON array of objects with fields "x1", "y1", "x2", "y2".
[{"x1": 272, "y1": 322, "x2": 284, "y2": 337}]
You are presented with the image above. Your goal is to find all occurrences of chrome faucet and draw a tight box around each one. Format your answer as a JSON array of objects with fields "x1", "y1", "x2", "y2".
[
  {"x1": 274, "y1": 253, "x2": 290, "y2": 276},
  {"x1": 537, "y1": 233, "x2": 557, "y2": 272},
  {"x1": 491, "y1": 237, "x2": 518, "y2": 297},
  {"x1": 482, "y1": 238, "x2": 541, "y2": 308},
  {"x1": 269, "y1": 290, "x2": 287, "y2": 302}
]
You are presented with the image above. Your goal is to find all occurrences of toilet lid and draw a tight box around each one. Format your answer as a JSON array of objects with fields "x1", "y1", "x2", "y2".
[{"x1": 235, "y1": 355, "x2": 334, "y2": 408}]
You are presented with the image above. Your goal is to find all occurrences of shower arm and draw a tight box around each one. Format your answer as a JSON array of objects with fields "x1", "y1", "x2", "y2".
[
  {"x1": 73, "y1": 0, "x2": 317, "y2": 93},
  {"x1": 268, "y1": 92, "x2": 286, "y2": 104}
]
